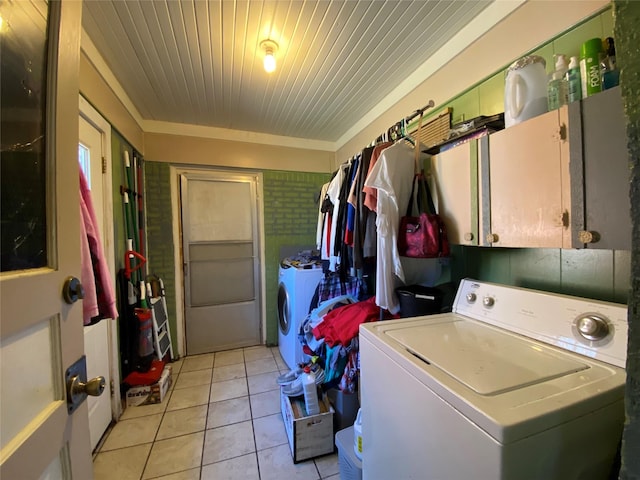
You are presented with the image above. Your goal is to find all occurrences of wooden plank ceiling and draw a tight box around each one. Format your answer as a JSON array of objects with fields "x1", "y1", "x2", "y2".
[{"x1": 82, "y1": 0, "x2": 494, "y2": 142}]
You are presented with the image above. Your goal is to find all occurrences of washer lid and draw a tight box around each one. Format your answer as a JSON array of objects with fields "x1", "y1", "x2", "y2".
[{"x1": 387, "y1": 319, "x2": 588, "y2": 395}]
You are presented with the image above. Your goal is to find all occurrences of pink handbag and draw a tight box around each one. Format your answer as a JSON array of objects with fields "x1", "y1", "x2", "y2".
[{"x1": 398, "y1": 174, "x2": 450, "y2": 258}]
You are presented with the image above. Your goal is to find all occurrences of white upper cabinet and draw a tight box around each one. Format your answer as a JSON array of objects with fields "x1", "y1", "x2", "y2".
[
  {"x1": 482, "y1": 107, "x2": 571, "y2": 248},
  {"x1": 429, "y1": 88, "x2": 630, "y2": 251},
  {"x1": 430, "y1": 139, "x2": 480, "y2": 246}
]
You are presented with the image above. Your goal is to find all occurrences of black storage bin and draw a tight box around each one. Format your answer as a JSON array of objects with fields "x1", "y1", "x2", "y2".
[{"x1": 396, "y1": 285, "x2": 443, "y2": 317}]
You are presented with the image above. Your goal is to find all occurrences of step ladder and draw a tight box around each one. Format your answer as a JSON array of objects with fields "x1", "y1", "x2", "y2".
[{"x1": 147, "y1": 276, "x2": 174, "y2": 361}]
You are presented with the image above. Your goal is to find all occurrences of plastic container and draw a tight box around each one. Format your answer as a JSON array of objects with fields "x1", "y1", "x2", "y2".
[
  {"x1": 302, "y1": 366, "x2": 320, "y2": 416},
  {"x1": 335, "y1": 426, "x2": 363, "y2": 480},
  {"x1": 353, "y1": 408, "x2": 363, "y2": 460},
  {"x1": 580, "y1": 38, "x2": 603, "y2": 97},
  {"x1": 566, "y1": 56, "x2": 582, "y2": 103},
  {"x1": 547, "y1": 54, "x2": 568, "y2": 111},
  {"x1": 396, "y1": 285, "x2": 443, "y2": 317},
  {"x1": 504, "y1": 55, "x2": 548, "y2": 128}
]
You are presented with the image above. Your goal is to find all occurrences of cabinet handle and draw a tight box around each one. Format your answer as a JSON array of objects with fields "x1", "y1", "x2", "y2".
[
  {"x1": 578, "y1": 230, "x2": 600, "y2": 244},
  {"x1": 464, "y1": 232, "x2": 474, "y2": 241},
  {"x1": 486, "y1": 233, "x2": 499, "y2": 244},
  {"x1": 557, "y1": 124, "x2": 567, "y2": 141}
]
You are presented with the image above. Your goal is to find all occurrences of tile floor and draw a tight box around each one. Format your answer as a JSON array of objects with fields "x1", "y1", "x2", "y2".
[{"x1": 93, "y1": 346, "x2": 340, "y2": 480}]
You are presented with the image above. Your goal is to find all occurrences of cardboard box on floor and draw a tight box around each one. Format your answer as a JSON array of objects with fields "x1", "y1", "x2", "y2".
[
  {"x1": 280, "y1": 387, "x2": 335, "y2": 463},
  {"x1": 126, "y1": 364, "x2": 172, "y2": 407}
]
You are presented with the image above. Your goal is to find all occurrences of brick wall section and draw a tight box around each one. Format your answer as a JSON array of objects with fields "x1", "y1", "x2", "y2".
[
  {"x1": 144, "y1": 161, "x2": 178, "y2": 352},
  {"x1": 263, "y1": 170, "x2": 330, "y2": 345}
]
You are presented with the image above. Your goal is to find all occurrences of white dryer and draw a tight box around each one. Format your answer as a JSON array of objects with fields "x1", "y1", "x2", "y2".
[
  {"x1": 277, "y1": 265, "x2": 324, "y2": 370},
  {"x1": 360, "y1": 279, "x2": 627, "y2": 480}
]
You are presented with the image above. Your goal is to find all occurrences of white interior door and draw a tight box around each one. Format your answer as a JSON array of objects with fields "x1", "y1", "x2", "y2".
[
  {"x1": 79, "y1": 97, "x2": 120, "y2": 451},
  {"x1": 180, "y1": 171, "x2": 263, "y2": 355},
  {"x1": 0, "y1": 1, "x2": 94, "y2": 479}
]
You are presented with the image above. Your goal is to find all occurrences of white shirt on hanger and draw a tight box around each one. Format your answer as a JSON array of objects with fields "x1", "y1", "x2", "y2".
[
  {"x1": 316, "y1": 182, "x2": 330, "y2": 251},
  {"x1": 324, "y1": 164, "x2": 348, "y2": 270},
  {"x1": 363, "y1": 141, "x2": 416, "y2": 313}
]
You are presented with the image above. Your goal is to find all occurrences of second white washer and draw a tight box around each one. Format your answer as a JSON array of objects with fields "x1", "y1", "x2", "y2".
[{"x1": 277, "y1": 265, "x2": 324, "y2": 370}]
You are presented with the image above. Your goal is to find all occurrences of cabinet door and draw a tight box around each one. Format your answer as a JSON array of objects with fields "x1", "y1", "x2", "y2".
[
  {"x1": 431, "y1": 140, "x2": 479, "y2": 245},
  {"x1": 486, "y1": 109, "x2": 569, "y2": 248},
  {"x1": 569, "y1": 86, "x2": 631, "y2": 249}
]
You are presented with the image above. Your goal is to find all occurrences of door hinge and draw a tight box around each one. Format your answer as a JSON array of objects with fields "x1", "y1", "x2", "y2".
[
  {"x1": 102, "y1": 156, "x2": 107, "y2": 174},
  {"x1": 110, "y1": 379, "x2": 115, "y2": 397}
]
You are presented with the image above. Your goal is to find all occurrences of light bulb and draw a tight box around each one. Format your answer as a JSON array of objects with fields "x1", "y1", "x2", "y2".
[{"x1": 264, "y1": 50, "x2": 276, "y2": 73}]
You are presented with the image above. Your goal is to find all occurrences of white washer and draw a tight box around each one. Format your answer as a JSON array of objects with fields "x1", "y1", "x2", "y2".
[
  {"x1": 277, "y1": 265, "x2": 324, "y2": 370},
  {"x1": 360, "y1": 279, "x2": 627, "y2": 480}
]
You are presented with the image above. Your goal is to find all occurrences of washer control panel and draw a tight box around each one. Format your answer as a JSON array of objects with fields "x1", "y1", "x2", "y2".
[{"x1": 452, "y1": 279, "x2": 627, "y2": 368}]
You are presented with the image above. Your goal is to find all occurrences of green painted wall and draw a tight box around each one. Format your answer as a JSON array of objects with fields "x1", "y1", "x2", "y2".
[
  {"x1": 613, "y1": 1, "x2": 640, "y2": 477},
  {"x1": 450, "y1": 246, "x2": 629, "y2": 304},
  {"x1": 110, "y1": 131, "x2": 129, "y2": 272}
]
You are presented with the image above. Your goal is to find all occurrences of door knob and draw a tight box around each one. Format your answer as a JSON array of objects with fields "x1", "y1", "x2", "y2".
[
  {"x1": 62, "y1": 276, "x2": 84, "y2": 304},
  {"x1": 65, "y1": 356, "x2": 105, "y2": 413},
  {"x1": 69, "y1": 374, "x2": 105, "y2": 397}
]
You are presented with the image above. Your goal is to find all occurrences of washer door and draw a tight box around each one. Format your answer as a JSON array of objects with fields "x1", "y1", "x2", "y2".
[{"x1": 277, "y1": 282, "x2": 290, "y2": 335}]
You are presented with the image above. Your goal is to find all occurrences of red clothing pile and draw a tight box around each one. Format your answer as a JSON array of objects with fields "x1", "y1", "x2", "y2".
[{"x1": 312, "y1": 297, "x2": 380, "y2": 347}]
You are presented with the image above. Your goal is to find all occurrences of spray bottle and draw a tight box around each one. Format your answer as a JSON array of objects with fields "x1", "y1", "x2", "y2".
[
  {"x1": 566, "y1": 56, "x2": 582, "y2": 103},
  {"x1": 547, "y1": 54, "x2": 569, "y2": 111}
]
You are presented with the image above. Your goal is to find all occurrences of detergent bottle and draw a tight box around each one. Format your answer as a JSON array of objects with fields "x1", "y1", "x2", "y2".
[
  {"x1": 504, "y1": 55, "x2": 548, "y2": 127},
  {"x1": 353, "y1": 408, "x2": 363, "y2": 460}
]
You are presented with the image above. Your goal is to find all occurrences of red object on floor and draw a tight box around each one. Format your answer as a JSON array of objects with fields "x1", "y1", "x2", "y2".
[{"x1": 123, "y1": 359, "x2": 165, "y2": 386}]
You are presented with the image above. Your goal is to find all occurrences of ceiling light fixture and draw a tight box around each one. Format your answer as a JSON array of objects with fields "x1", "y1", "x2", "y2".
[{"x1": 260, "y1": 39, "x2": 278, "y2": 73}]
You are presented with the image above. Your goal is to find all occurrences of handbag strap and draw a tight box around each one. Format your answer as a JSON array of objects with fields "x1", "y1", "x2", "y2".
[
  {"x1": 405, "y1": 174, "x2": 418, "y2": 217},
  {"x1": 410, "y1": 109, "x2": 439, "y2": 216},
  {"x1": 413, "y1": 111, "x2": 424, "y2": 175},
  {"x1": 417, "y1": 173, "x2": 437, "y2": 215}
]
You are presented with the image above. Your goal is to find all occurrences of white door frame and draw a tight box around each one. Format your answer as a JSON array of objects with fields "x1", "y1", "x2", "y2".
[
  {"x1": 170, "y1": 165, "x2": 266, "y2": 356},
  {"x1": 79, "y1": 95, "x2": 122, "y2": 420}
]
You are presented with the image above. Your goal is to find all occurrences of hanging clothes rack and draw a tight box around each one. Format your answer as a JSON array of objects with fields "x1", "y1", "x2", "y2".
[
  {"x1": 372, "y1": 99, "x2": 435, "y2": 148},
  {"x1": 388, "y1": 100, "x2": 436, "y2": 142}
]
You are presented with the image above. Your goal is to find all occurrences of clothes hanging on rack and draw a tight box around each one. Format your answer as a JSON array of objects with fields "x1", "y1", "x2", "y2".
[
  {"x1": 323, "y1": 163, "x2": 348, "y2": 270},
  {"x1": 363, "y1": 141, "x2": 416, "y2": 314},
  {"x1": 333, "y1": 159, "x2": 357, "y2": 273},
  {"x1": 316, "y1": 182, "x2": 330, "y2": 252},
  {"x1": 343, "y1": 155, "x2": 360, "y2": 247},
  {"x1": 350, "y1": 146, "x2": 375, "y2": 270},
  {"x1": 363, "y1": 142, "x2": 393, "y2": 212}
]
